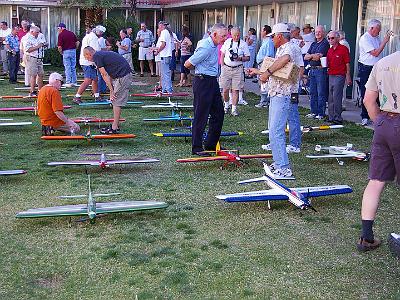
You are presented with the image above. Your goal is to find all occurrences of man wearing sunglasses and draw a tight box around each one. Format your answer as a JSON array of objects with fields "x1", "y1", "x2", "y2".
[{"x1": 37, "y1": 72, "x2": 80, "y2": 135}]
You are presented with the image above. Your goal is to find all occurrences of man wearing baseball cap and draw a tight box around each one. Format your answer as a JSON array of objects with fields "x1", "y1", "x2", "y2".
[
  {"x1": 37, "y1": 72, "x2": 79, "y2": 135},
  {"x1": 248, "y1": 23, "x2": 304, "y2": 179},
  {"x1": 57, "y1": 23, "x2": 79, "y2": 87}
]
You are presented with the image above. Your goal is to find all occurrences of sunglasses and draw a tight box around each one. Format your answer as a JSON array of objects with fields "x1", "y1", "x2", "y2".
[{"x1": 327, "y1": 37, "x2": 336, "y2": 40}]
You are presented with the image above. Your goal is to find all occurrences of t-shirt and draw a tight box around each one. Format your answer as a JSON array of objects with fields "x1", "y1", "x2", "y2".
[
  {"x1": 79, "y1": 32, "x2": 100, "y2": 66},
  {"x1": 358, "y1": 32, "x2": 381, "y2": 66},
  {"x1": 327, "y1": 44, "x2": 350, "y2": 76},
  {"x1": 98, "y1": 37, "x2": 106, "y2": 50},
  {"x1": 58, "y1": 29, "x2": 77, "y2": 51},
  {"x1": 17, "y1": 28, "x2": 28, "y2": 41},
  {"x1": 37, "y1": 85, "x2": 65, "y2": 128},
  {"x1": 221, "y1": 38, "x2": 250, "y2": 67},
  {"x1": 301, "y1": 32, "x2": 315, "y2": 54},
  {"x1": 118, "y1": 37, "x2": 132, "y2": 55},
  {"x1": 180, "y1": 36, "x2": 192, "y2": 56},
  {"x1": 365, "y1": 51, "x2": 400, "y2": 113},
  {"x1": 158, "y1": 29, "x2": 172, "y2": 58},
  {"x1": 0, "y1": 28, "x2": 11, "y2": 46},
  {"x1": 307, "y1": 38, "x2": 330, "y2": 67},
  {"x1": 24, "y1": 33, "x2": 47, "y2": 58},
  {"x1": 93, "y1": 50, "x2": 132, "y2": 79}
]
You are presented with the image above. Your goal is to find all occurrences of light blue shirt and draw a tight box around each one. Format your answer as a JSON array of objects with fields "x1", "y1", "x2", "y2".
[
  {"x1": 188, "y1": 36, "x2": 218, "y2": 76},
  {"x1": 118, "y1": 37, "x2": 131, "y2": 55},
  {"x1": 256, "y1": 37, "x2": 275, "y2": 65}
]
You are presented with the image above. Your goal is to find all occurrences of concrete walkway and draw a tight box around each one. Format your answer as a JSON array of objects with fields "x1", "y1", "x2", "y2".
[{"x1": 244, "y1": 79, "x2": 363, "y2": 125}]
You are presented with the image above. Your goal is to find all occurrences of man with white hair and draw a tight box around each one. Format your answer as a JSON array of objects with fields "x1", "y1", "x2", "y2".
[
  {"x1": 24, "y1": 25, "x2": 47, "y2": 96},
  {"x1": 153, "y1": 21, "x2": 173, "y2": 93},
  {"x1": 358, "y1": 19, "x2": 391, "y2": 126},
  {"x1": 0, "y1": 21, "x2": 11, "y2": 75},
  {"x1": 135, "y1": 22, "x2": 155, "y2": 77},
  {"x1": 38, "y1": 72, "x2": 79, "y2": 135},
  {"x1": 74, "y1": 25, "x2": 105, "y2": 104}
]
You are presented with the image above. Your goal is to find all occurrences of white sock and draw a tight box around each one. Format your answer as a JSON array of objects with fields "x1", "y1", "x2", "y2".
[
  {"x1": 232, "y1": 105, "x2": 237, "y2": 111},
  {"x1": 75, "y1": 93, "x2": 81, "y2": 98},
  {"x1": 224, "y1": 101, "x2": 230, "y2": 109},
  {"x1": 239, "y1": 90, "x2": 243, "y2": 100},
  {"x1": 94, "y1": 93, "x2": 100, "y2": 97}
]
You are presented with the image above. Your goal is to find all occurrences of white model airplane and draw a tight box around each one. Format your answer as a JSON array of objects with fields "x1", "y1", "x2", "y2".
[
  {"x1": 0, "y1": 118, "x2": 32, "y2": 127},
  {"x1": 262, "y1": 124, "x2": 343, "y2": 134},
  {"x1": 48, "y1": 153, "x2": 159, "y2": 169},
  {"x1": 141, "y1": 99, "x2": 193, "y2": 110},
  {"x1": 216, "y1": 163, "x2": 352, "y2": 210},
  {"x1": 306, "y1": 143, "x2": 370, "y2": 165},
  {"x1": 16, "y1": 175, "x2": 168, "y2": 223},
  {"x1": 0, "y1": 169, "x2": 27, "y2": 176}
]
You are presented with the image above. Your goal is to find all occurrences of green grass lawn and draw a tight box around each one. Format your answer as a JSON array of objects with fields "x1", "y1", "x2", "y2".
[{"x1": 0, "y1": 71, "x2": 399, "y2": 299}]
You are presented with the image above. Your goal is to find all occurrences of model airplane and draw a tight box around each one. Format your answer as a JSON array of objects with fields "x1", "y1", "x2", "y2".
[
  {"x1": 153, "y1": 130, "x2": 243, "y2": 138},
  {"x1": 0, "y1": 105, "x2": 72, "y2": 112},
  {"x1": 78, "y1": 100, "x2": 143, "y2": 107},
  {"x1": 41, "y1": 132, "x2": 136, "y2": 141},
  {"x1": 142, "y1": 99, "x2": 193, "y2": 110},
  {"x1": 71, "y1": 117, "x2": 126, "y2": 125},
  {"x1": 0, "y1": 95, "x2": 37, "y2": 99},
  {"x1": 132, "y1": 92, "x2": 190, "y2": 98},
  {"x1": 0, "y1": 169, "x2": 27, "y2": 176},
  {"x1": 216, "y1": 163, "x2": 352, "y2": 210},
  {"x1": 16, "y1": 175, "x2": 168, "y2": 223},
  {"x1": 262, "y1": 124, "x2": 343, "y2": 134},
  {"x1": 0, "y1": 119, "x2": 32, "y2": 126},
  {"x1": 306, "y1": 143, "x2": 370, "y2": 165},
  {"x1": 48, "y1": 153, "x2": 159, "y2": 169},
  {"x1": 177, "y1": 144, "x2": 272, "y2": 167},
  {"x1": 143, "y1": 111, "x2": 192, "y2": 123}
]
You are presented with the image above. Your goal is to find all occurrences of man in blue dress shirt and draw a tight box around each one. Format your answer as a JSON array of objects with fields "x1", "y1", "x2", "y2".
[{"x1": 184, "y1": 23, "x2": 227, "y2": 156}]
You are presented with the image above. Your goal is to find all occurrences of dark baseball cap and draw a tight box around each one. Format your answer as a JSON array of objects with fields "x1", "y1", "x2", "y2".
[{"x1": 57, "y1": 23, "x2": 66, "y2": 29}]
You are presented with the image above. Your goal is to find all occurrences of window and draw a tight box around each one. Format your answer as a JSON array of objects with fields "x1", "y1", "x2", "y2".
[
  {"x1": 278, "y1": 3, "x2": 296, "y2": 24},
  {"x1": 18, "y1": 7, "x2": 48, "y2": 42},
  {"x1": 260, "y1": 5, "x2": 273, "y2": 28},
  {"x1": 298, "y1": 1, "x2": 318, "y2": 28},
  {"x1": 49, "y1": 7, "x2": 79, "y2": 47},
  {"x1": 245, "y1": 6, "x2": 258, "y2": 34}
]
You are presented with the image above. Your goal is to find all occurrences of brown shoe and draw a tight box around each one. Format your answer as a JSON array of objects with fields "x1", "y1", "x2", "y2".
[{"x1": 357, "y1": 237, "x2": 382, "y2": 252}]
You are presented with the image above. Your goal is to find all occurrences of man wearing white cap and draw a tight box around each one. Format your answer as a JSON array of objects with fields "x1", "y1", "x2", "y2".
[
  {"x1": 74, "y1": 25, "x2": 106, "y2": 104},
  {"x1": 248, "y1": 23, "x2": 303, "y2": 179},
  {"x1": 37, "y1": 72, "x2": 79, "y2": 135}
]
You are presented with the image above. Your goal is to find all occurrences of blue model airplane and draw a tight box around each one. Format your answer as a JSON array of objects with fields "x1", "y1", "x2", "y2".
[
  {"x1": 79, "y1": 100, "x2": 143, "y2": 107},
  {"x1": 143, "y1": 110, "x2": 193, "y2": 123},
  {"x1": 153, "y1": 131, "x2": 243, "y2": 138},
  {"x1": 216, "y1": 163, "x2": 352, "y2": 210}
]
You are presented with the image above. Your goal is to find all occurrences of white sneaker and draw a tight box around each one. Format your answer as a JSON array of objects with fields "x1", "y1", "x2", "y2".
[
  {"x1": 272, "y1": 168, "x2": 294, "y2": 179},
  {"x1": 224, "y1": 107, "x2": 229, "y2": 114},
  {"x1": 231, "y1": 109, "x2": 239, "y2": 116},
  {"x1": 269, "y1": 162, "x2": 278, "y2": 172},
  {"x1": 255, "y1": 102, "x2": 268, "y2": 108},
  {"x1": 315, "y1": 115, "x2": 325, "y2": 120},
  {"x1": 62, "y1": 83, "x2": 73, "y2": 88},
  {"x1": 306, "y1": 113, "x2": 316, "y2": 119},
  {"x1": 238, "y1": 98, "x2": 248, "y2": 105},
  {"x1": 361, "y1": 118, "x2": 369, "y2": 126},
  {"x1": 262, "y1": 144, "x2": 271, "y2": 151},
  {"x1": 286, "y1": 145, "x2": 301, "y2": 153}
]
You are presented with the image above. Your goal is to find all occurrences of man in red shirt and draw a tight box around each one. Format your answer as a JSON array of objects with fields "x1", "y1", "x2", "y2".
[
  {"x1": 326, "y1": 30, "x2": 352, "y2": 124},
  {"x1": 57, "y1": 23, "x2": 79, "y2": 87},
  {"x1": 17, "y1": 20, "x2": 29, "y2": 41}
]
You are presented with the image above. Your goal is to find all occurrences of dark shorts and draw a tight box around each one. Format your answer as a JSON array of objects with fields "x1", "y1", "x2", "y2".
[
  {"x1": 83, "y1": 65, "x2": 97, "y2": 80},
  {"x1": 369, "y1": 112, "x2": 400, "y2": 185},
  {"x1": 180, "y1": 55, "x2": 191, "y2": 74}
]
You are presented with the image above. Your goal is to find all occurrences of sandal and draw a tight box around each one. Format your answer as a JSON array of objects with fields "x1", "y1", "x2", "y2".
[{"x1": 100, "y1": 125, "x2": 120, "y2": 134}]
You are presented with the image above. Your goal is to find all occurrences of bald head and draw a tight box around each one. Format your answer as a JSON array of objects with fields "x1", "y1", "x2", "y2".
[
  {"x1": 314, "y1": 25, "x2": 326, "y2": 41},
  {"x1": 83, "y1": 46, "x2": 96, "y2": 62}
]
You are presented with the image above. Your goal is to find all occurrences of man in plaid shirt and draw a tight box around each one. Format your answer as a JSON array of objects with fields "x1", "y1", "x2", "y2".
[{"x1": 135, "y1": 23, "x2": 155, "y2": 77}]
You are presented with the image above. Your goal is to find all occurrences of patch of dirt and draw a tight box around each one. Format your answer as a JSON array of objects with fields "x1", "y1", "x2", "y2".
[{"x1": 35, "y1": 274, "x2": 63, "y2": 289}]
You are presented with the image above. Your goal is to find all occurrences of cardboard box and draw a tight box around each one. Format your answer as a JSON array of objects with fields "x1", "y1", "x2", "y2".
[{"x1": 260, "y1": 57, "x2": 300, "y2": 82}]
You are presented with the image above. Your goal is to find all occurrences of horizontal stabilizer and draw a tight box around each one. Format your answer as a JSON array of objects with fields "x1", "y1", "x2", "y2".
[{"x1": 238, "y1": 176, "x2": 268, "y2": 184}]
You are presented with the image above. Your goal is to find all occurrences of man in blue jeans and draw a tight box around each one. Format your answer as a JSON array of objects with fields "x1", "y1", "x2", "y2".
[
  {"x1": 154, "y1": 21, "x2": 173, "y2": 93},
  {"x1": 249, "y1": 23, "x2": 303, "y2": 179},
  {"x1": 57, "y1": 23, "x2": 79, "y2": 87},
  {"x1": 304, "y1": 25, "x2": 329, "y2": 120}
]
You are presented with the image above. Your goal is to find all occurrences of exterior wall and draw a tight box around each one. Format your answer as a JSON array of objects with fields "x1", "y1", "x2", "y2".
[{"x1": 317, "y1": 0, "x2": 333, "y2": 29}]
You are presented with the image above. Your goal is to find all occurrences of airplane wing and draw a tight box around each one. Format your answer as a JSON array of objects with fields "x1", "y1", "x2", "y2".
[
  {"x1": 0, "y1": 106, "x2": 71, "y2": 111},
  {"x1": 79, "y1": 101, "x2": 143, "y2": 106},
  {"x1": 16, "y1": 200, "x2": 168, "y2": 218},
  {"x1": 216, "y1": 185, "x2": 352, "y2": 202},
  {"x1": 132, "y1": 92, "x2": 190, "y2": 97},
  {"x1": 48, "y1": 160, "x2": 100, "y2": 166},
  {"x1": 72, "y1": 118, "x2": 126, "y2": 123},
  {"x1": 306, "y1": 154, "x2": 357, "y2": 159},
  {"x1": 0, "y1": 122, "x2": 32, "y2": 126},
  {"x1": 142, "y1": 104, "x2": 193, "y2": 109},
  {"x1": 261, "y1": 125, "x2": 344, "y2": 134},
  {"x1": 106, "y1": 158, "x2": 160, "y2": 165},
  {"x1": 0, "y1": 170, "x2": 27, "y2": 176},
  {"x1": 0, "y1": 95, "x2": 35, "y2": 99},
  {"x1": 143, "y1": 116, "x2": 192, "y2": 122},
  {"x1": 177, "y1": 156, "x2": 231, "y2": 163},
  {"x1": 238, "y1": 154, "x2": 273, "y2": 160},
  {"x1": 41, "y1": 134, "x2": 136, "y2": 140},
  {"x1": 153, "y1": 131, "x2": 243, "y2": 138}
]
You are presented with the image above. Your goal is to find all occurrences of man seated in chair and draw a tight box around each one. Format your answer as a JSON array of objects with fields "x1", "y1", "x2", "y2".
[{"x1": 37, "y1": 72, "x2": 80, "y2": 135}]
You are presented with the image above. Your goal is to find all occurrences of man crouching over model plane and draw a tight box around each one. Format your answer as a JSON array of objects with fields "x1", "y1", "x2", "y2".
[
  {"x1": 38, "y1": 72, "x2": 80, "y2": 135},
  {"x1": 83, "y1": 46, "x2": 133, "y2": 134}
]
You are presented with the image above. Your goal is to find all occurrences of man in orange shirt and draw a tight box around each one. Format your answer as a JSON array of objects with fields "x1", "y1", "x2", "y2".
[{"x1": 37, "y1": 72, "x2": 79, "y2": 135}]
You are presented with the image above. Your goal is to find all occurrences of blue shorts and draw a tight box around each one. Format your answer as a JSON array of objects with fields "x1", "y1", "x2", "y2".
[
  {"x1": 180, "y1": 55, "x2": 191, "y2": 74},
  {"x1": 83, "y1": 65, "x2": 97, "y2": 79}
]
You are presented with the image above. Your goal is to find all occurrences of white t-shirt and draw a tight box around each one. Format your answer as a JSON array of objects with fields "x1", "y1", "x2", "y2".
[
  {"x1": 0, "y1": 28, "x2": 11, "y2": 45},
  {"x1": 221, "y1": 38, "x2": 250, "y2": 67},
  {"x1": 155, "y1": 38, "x2": 162, "y2": 62},
  {"x1": 98, "y1": 37, "x2": 107, "y2": 50},
  {"x1": 301, "y1": 32, "x2": 315, "y2": 54},
  {"x1": 358, "y1": 31, "x2": 381, "y2": 66},
  {"x1": 79, "y1": 32, "x2": 100, "y2": 66},
  {"x1": 158, "y1": 29, "x2": 172, "y2": 58}
]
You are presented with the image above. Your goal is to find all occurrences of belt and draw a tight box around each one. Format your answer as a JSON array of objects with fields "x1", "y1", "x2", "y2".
[
  {"x1": 160, "y1": 56, "x2": 171, "y2": 60},
  {"x1": 141, "y1": 46, "x2": 150, "y2": 48},
  {"x1": 27, "y1": 55, "x2": 43, "y2": 60},
  {"x1": 310, "y1": 66, "x2": 323, "y2": 69},
  {"x1": 194, "y1": 74, "x2": 217, "y2": 79},
  {"x1": 224, "y1": 64, "x2": 243, "y2": 69},
  {"x1": 381, "y1": 111, "x2": 400, "y2": 117},
  {"x1": 358, "y1": 62, "x2": 373, "y2": 67}
]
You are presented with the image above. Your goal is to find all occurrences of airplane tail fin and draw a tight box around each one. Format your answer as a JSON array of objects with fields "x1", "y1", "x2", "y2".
[
  {"x1": 263, "y1": 162, "x2": 274, "y2": 177},
  {"x1": 315, "y1": 145, "x2": 322, "y2": 152},
  {"x1": 216, "y1": 141, "x2": 221, "y2": 153}
]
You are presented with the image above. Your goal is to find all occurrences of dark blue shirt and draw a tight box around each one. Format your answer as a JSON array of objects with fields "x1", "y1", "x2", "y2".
[
  {"x1": 93, "y1": 51, "x2": 132, "y2": 79},
  {"x1": 307, "y1": 39, "x2": 330, "y2": 67}
]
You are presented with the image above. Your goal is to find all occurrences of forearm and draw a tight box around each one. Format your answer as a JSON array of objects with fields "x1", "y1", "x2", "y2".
[
  {"x1": 268, "y1": 55, "x2": 290, "y2": 73},
  {"x1": 346, "y1": 64, "x2": 351, "y2": 77},
  {"x1": 54, "y1": 111, "x2": 69, "y2": 123},
  {"x1": 363, "y1": 90, "x2": 380, "y2": 121}
]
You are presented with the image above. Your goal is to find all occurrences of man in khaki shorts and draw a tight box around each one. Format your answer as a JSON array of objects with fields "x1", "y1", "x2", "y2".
[
  {"x1": 220, "y1": 27, "x2": 250, "y2": 116},
  {"x1": 83, "y1": 46, "x2": 133, "y2": 134},
  {"x1": 24, "y1": 26, "x2": 47, "y2": 96}
]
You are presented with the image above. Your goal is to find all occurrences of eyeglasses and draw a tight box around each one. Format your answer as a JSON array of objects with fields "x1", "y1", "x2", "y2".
[{"x1": 327, "y1": 37, "x2": 336, "y2": 40}]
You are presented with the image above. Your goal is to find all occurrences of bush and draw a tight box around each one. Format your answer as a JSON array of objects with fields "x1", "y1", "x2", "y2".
[{"x1": 43, "y1": 48, "x2": 64, "y2": 67}]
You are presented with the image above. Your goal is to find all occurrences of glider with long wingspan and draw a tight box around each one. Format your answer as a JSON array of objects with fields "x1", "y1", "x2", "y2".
[
  {"x1": 16, "y1": 175, "x2": 168, "y2": 222},
  {"x1": 306, "y1": 144, "x2": 370, "y2": 165},
  {"x1": 216, "y1": 163, "x2": 352, "y2": 210},
  {"x1": 41, "y1": 132, "x2": 136, "y2": 141},
  {"x1": 262, "y1": 124, "x2": 344, "y2": 134},
  {"x1": 142, "y1": 99, "x2": 193, "y2": 110}
]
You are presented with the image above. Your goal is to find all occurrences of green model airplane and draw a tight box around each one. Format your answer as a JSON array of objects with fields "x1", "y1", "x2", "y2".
[{"x1": 16, "y1": 175, "x2": 168, "y2": 223}]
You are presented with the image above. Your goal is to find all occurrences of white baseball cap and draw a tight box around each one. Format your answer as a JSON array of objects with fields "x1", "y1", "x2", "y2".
[
  {"x1": 48, "y1": 72, "x2": 63, "y2": 83},
  {"x1": 95, "y1": 25, "x2": 106, "y2": 33},
  {"x1": 267, "y1": 23, "x2": 290, "y2": 36}
]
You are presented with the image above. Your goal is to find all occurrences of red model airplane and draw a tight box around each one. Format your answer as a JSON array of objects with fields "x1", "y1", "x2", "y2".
[
  {"x1": 177, "y1": 144, "x2": 272, "y2": 167},
  {"x1": 0, "y1": 105, "x2": 72, "y2": 112},
  {"x1": 41, "y1": 133, "x2": 136, "y2": 141}
]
